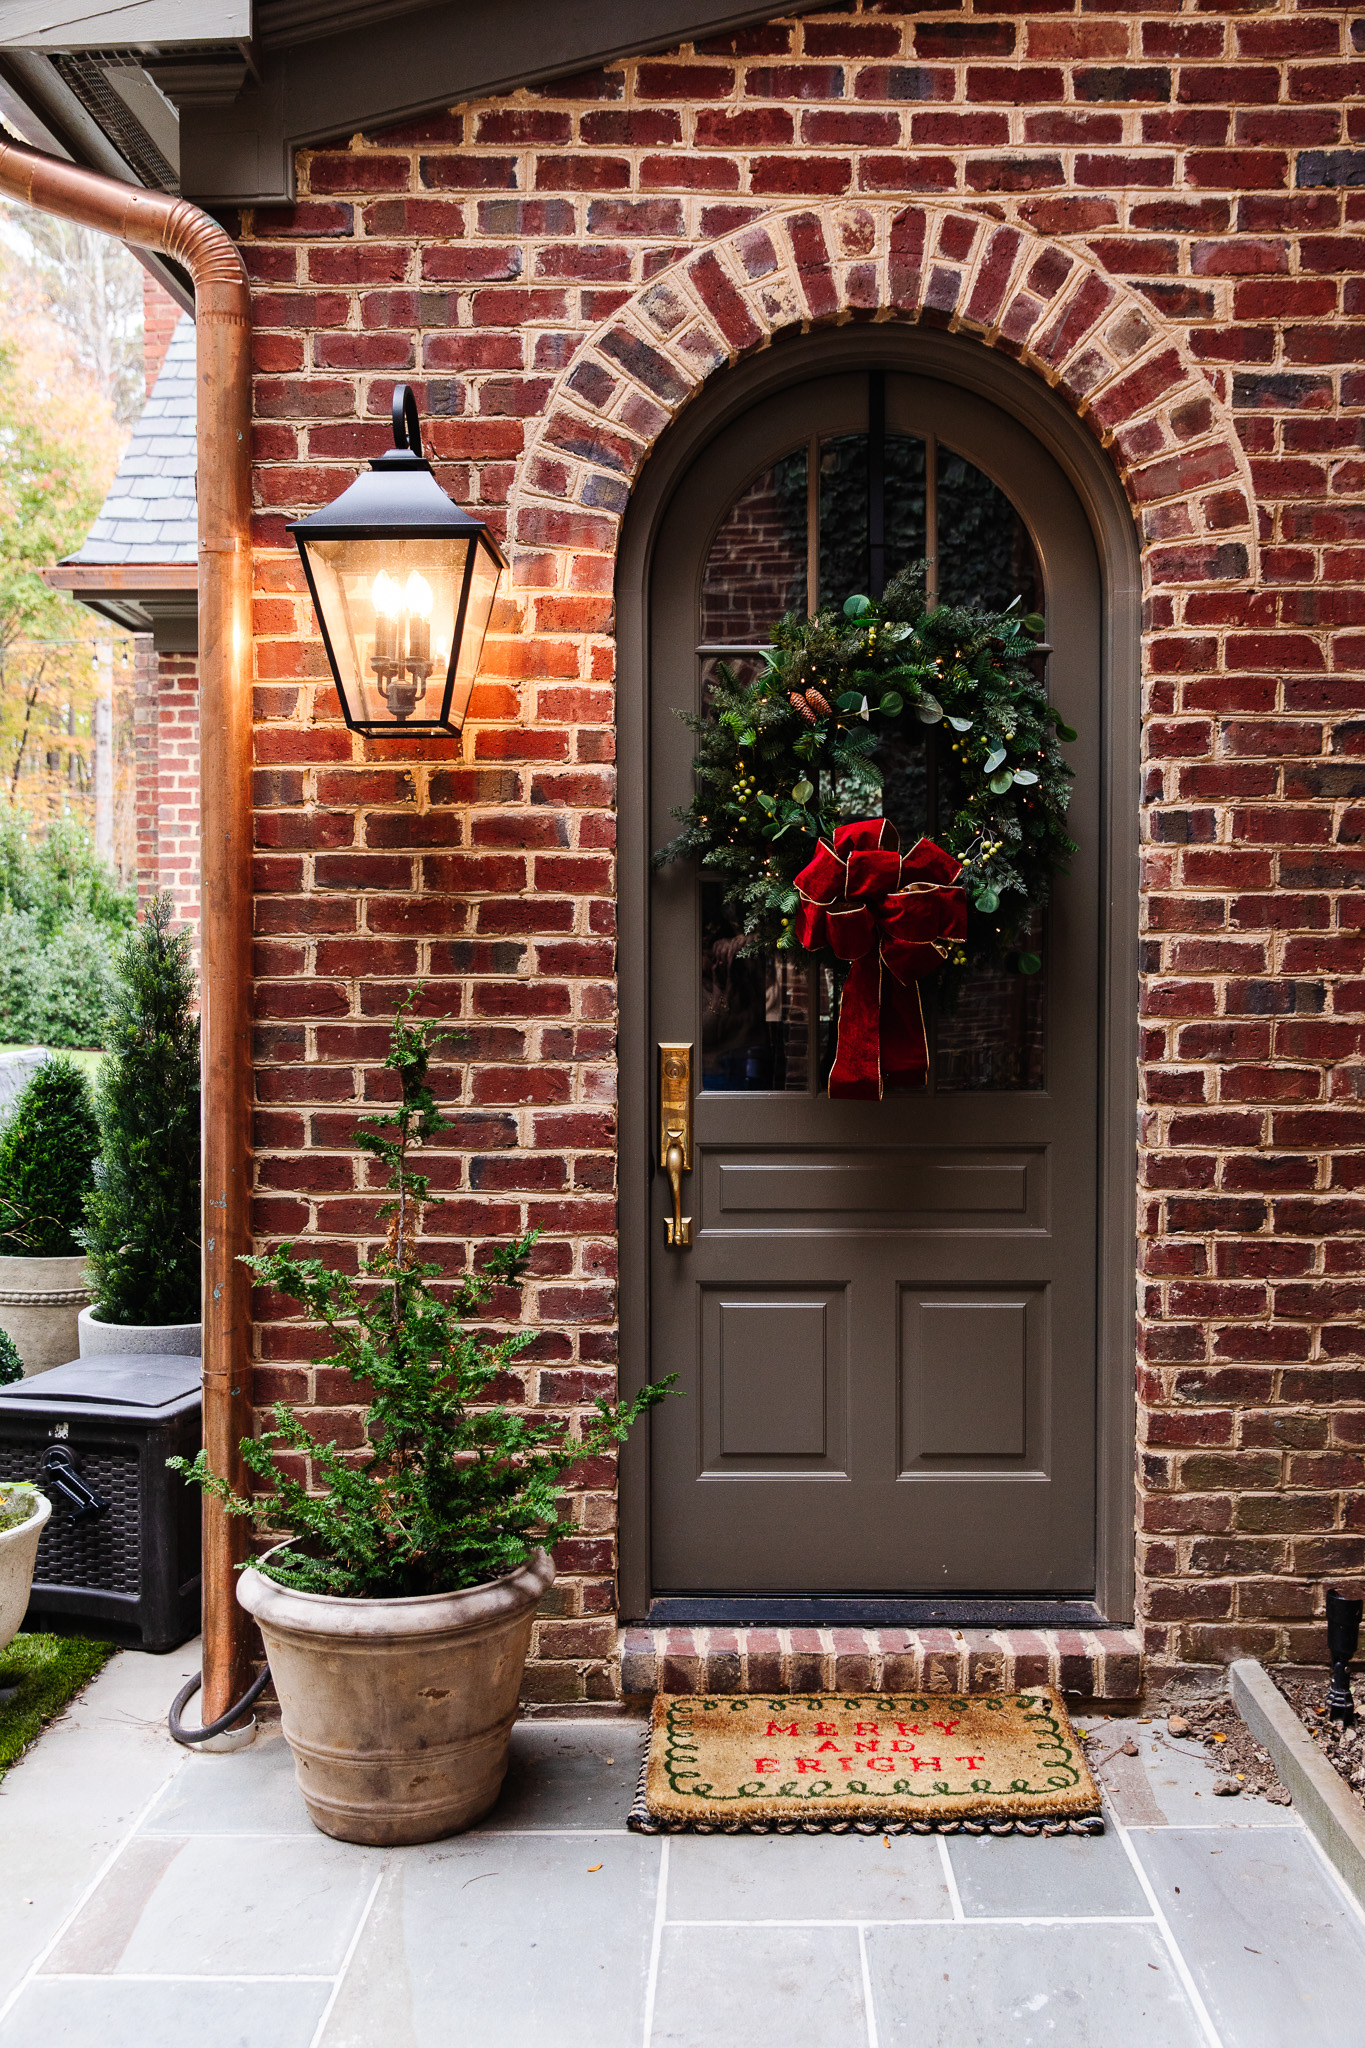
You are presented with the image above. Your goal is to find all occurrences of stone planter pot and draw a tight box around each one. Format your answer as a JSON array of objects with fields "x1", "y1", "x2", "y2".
[
  {"x1": 238, "y1": 1547, "x2": 554, "y2": 1846},
  {"x1": 78, "y1": 1306, "x2": 201, "y2": 1358},
  {"x1": 0, "y1": 1492, "x2": 51, "y2": 1653},
  {"x1": 0, "y1": 1255, "x2": 90, "y2": 1376}
]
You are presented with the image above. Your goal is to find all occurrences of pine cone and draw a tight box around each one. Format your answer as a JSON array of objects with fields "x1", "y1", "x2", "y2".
[
  {"x1": 805, "y1": 688, "x2": 832, "y2": 716},
  {"x1": 789, "y1": 691, "x2": 817, "y2": 726}
]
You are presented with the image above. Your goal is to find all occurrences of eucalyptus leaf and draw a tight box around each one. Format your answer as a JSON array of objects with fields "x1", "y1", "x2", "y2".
[
  {"x1": 791, "y1": 779, "x2": 813, "y2": 804},
  {"x1": 1017, "y1": 951, "x2": 1042, "y2": 976},
  {"x1": 837, "y1": 691, "x2": 862, "y2": 712},
  {"x1": 1055, "y1": 721, "x2": 1078, "y2": 743},
  {"x1": 1023, "y1": 613, "x2": 1046, "y2": 636},
  {"x1": 947, "y1": 716, "x2": 973, "y2": 733},
  {"x1": 989, "y1": 769, "x2": 1014, "y2": 794},
  {"x1": 844, "y1": 594, "x2": 872, "y2": 619},
  {"x1": 879, "y1": 691, "x2": 904, "y2": 717},
  {"x1": 757, "y1": 792, "x2": 776, "y2": 812},
  {"x1": 974, "y1": 888, "x2": 1000, "y2": 914},
  {"x1": 915, "y1": 692, "x2": 943, "y2": 723}
]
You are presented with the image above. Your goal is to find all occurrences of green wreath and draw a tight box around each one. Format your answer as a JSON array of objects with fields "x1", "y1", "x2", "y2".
[{"x1": 655, "y1": 563, "x2": 1077, "y2": 985}]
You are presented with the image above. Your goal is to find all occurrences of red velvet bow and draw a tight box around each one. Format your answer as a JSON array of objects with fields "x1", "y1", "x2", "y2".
[{"x1": 794, "y1": 819, "x2": 966, "y2": 1099}]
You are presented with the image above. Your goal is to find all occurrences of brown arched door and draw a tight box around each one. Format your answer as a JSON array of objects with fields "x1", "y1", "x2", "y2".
[{"x1": 646, "y1": 370, "x2": 1102, "y2": 1603}]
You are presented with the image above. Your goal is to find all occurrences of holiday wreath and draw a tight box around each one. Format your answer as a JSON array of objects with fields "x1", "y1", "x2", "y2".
[{"x1": 655, "y1": 563, "x2": 1077, "y2": 1098}]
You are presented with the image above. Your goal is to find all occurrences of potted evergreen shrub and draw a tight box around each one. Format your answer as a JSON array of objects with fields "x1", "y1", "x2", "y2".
[
  {"x1": 174, "y1": 997, "x2": 672, "y2": 1846},
  {"x1": 79, "y1": 895, "x2": 202, "y2": 1357},
  {"x1": 0, "y1": 1481, "x2": 51, "y2": 1657},
  {"x1": 0, "y1": 1057, "x2": 100, "y2": 1374}
]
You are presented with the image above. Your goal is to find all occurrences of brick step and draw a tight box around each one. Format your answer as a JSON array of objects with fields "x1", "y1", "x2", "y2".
[{"x1": 620, "y1": 1626, "x2": 1142, "y2": 1701}]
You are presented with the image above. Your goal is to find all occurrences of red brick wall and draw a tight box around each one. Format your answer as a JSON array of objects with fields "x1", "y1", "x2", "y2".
[
  {"x1": 133, "y1": 638, "x2": 201, "y2": 936},
  {"x1": 142, "y1": 272, "x2": 181, "y2": 393},
  {"x1": 235, "y1": 3, "x2": 1365, "y2": 1696}
]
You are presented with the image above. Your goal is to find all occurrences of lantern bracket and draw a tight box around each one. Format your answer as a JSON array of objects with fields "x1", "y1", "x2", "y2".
[{"x1": 392, "y1": 382, "x2": 423, "y2": 460}]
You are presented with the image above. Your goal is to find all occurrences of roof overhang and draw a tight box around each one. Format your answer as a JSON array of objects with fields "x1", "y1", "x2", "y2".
[
  {"x1": 0, "y1": 0, "x2": 822, "y2": 208},
  {"x1": 44, "y1": 563, "x2": 199, "y2": 652}
]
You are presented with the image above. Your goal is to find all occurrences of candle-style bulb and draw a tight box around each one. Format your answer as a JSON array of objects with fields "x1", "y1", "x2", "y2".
[
  {"x1": 371, "y1": 570, "x2": 402, "y2": 663},
  {"x1": 404, "y1": 569, "x2": 433, "y2": 665}
]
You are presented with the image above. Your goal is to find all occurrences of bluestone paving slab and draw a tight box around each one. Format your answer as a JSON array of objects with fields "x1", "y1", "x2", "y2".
[
  {"x1": 0, "y1": 1642, "x2": 196, "y2": 2003},
  {"x1": 0, "y1": 1976, "x2": 330, "y2": 2048},
  {"x1": 1089, "y1": 1719, "x2": 1298, "y2": 1829},
  {"x1": 866, "y1": 1919, "x2": 1207, "y2": 2047},
  {"x1": 945, "y1": 1819, "x2": 1150, "y2": 1919},
  {"x1": 470, "y1": 1719, "x2": 642, "y2": 1831},
  {"x1": 667, "y1": 1828, "x2": 951, "y2": 1922},
  {"x1": 650, "y1": 1924, "x2": 868, "y2": 2048},
  {"x1": 1132, "y1": 1825, "x2": 1365, "y2": 2043},
  {"x1": 139, "y1": 1725, "x2": 307, "y2": 1836},
  {"x1": 46, "y1": 1833, "x2": 380, "y2": 1978},
  {"x1": 319, "y1": 1830, "x2": 658, "y2": 2048}
]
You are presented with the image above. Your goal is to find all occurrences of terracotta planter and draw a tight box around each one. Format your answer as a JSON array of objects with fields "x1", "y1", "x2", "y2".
[
  {"x1": 0, "y1": 1492, "x2": 51, "y2": 1653},
  {"x1": 0, "y1": 1255, "x2": 90, "y2": 1376},
  {"x1": 78, "y1": 1306, "x2": 201, "y2": 1357},
  {"x1": 237, "y1": 1547, "x2": 554, "y2": 1846}
]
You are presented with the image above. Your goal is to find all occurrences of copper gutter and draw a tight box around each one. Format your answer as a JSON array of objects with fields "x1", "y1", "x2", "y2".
[{"x1": 0, "y1": 142, "x2": 255, "y2": 1721}]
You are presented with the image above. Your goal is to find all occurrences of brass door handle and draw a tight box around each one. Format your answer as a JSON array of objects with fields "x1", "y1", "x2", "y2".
[{"x1": 659, "y1": 1042, "x2": 692, "y2": 1250}]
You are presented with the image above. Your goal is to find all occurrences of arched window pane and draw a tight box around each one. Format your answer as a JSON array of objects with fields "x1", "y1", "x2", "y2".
[{"x1": 700, "y1": 448, "x2": 807, "y2": 644}]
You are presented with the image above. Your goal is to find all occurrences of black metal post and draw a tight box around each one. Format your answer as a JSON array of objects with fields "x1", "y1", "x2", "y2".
[{"x1": 1326, "y1": 1585, "x2": 1362, "y2": 1726}]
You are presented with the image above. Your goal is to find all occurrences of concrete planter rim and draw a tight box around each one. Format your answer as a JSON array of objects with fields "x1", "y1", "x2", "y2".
[
  {"x1": 0, "y1": 1491, "x2": 52, "y2": 1549},
  {"x1": 238, "y1": 1545, "x2": 555, "y2": 1640}
]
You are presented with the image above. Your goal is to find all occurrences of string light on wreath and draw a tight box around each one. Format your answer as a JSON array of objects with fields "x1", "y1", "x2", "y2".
[{"x1": 655, "y1": 563, "x2": 1077, "y2": 1001}]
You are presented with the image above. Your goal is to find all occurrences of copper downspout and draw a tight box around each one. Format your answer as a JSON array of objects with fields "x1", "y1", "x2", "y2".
[{"x1": 0, "y1": 142, "x2": 255, "y2": 1721}]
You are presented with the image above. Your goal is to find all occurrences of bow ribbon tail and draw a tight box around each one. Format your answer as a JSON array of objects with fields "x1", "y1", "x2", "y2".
[{"x1": 827, "y1": 953, "x2": 886, "y2": 1101}]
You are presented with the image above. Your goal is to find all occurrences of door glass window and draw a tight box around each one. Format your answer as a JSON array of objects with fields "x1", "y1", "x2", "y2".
[{"x1": 695, "y1": 378, "x2": 1046, "y2": 1094}]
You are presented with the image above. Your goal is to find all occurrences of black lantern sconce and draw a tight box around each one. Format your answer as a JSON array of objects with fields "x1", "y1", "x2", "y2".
[{"x1": 289, "y1": 385, "x2": 507, "y2": 736}]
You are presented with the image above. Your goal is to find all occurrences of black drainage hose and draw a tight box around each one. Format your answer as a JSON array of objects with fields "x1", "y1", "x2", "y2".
[{"x1": 169, "y1": 1665, "x2": 272, "y2": 1747}]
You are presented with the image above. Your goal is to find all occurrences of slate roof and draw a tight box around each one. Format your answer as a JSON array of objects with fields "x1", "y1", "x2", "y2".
[{"x1": 65, "y1": 313, "x2": 196, "y2": 567}]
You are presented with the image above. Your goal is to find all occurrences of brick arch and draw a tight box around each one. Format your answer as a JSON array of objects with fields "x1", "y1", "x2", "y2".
[{"x1": 511, "y1": 198, "x2": 1257, "y2": 592}]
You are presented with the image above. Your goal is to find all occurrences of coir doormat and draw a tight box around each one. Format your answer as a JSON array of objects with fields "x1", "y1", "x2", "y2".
[{"x1": 628, "y1": 1691, "x2": 1103, "y2": 1836}]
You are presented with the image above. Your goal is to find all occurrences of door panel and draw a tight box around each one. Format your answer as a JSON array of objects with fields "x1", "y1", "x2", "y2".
[{"x1": 647, "y1": 370, "x2": 1101, "y2": 1597}]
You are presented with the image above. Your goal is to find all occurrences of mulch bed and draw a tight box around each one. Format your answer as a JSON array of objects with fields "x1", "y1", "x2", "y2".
[{"x1": 1271, "y1": 1671, "x2": 1365, "y2": 1817}]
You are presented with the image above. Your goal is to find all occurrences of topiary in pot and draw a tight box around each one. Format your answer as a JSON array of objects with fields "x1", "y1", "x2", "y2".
[
  {"x1": 173, "y1": 993, "x2": 675, "y2": 1844},
  {"x1": 80, "y1": 894, "x2": 202, "y2": 1354},
  {"x1": 0, "y1": 1058, "x2": 100, "y2": 1375}
]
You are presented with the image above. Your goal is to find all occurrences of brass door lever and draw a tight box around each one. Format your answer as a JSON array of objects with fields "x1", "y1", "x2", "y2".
[{"x1": 659, "y1": 1042, "x2": 692, "y2": 1249}]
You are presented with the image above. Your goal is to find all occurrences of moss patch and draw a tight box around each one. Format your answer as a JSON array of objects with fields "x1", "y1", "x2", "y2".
[{"x1": 0, "y1": 1633, "x2": 114, "y2": 1777}]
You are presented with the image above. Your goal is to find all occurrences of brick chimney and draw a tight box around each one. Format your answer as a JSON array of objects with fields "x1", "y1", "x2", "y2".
[{"x1": 142, "y1": 270, "x2": 181, "y2": 394}]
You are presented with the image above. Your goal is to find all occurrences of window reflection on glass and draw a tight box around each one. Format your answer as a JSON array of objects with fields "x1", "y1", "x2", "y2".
[
  {"x1": 936, "y1": 445, "x2": 1041, "y2": 615},
  {"x1": 700, "y1": 448, "x2": 807, "y2": 644},
  {"x1": 701, "y1": 879, "x2": 811, "y2": 1092},
  {"x1": 936, "y1": 919, "x2": 1046, "y2": 1092},
  {"x1": 818, "y1": 435, "x2": 926, "y2": 607}
]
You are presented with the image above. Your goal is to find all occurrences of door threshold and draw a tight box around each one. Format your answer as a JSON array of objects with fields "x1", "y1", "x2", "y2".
[{"x1": 645, "y1": 1597, "x2": 1109, "y2": 1629}]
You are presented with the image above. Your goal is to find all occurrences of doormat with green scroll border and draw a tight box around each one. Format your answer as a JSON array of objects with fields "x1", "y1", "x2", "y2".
[{"x1": 628, "y1": 1691, "x2": 1103, "y2": 1836}]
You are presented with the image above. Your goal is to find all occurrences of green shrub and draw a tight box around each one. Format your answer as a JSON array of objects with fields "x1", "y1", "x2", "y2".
[
  {"x1": 29, "y1": 917, "x2": 121, "y2": 1048},
  {"x1": 0, "y1": 1328, "x2": 22, "y2": 1383},
  {"x1": 0, "y1": 910, "x2": 42, "y2": 1040},
  {"x1": 0, "y1": 1055, "x2": 100, "y2": 1256},
  {"x1": 0, "y1": 810, "x2": 134, "y2": 939},
  {"x1": 81, "y1": 894, "x2": 200, "y2": 1325}
]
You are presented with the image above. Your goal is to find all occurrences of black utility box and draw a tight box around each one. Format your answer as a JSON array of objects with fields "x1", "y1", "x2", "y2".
[{"x1": 0, "y1": 1355, "x2": 201, "y2": 1652}]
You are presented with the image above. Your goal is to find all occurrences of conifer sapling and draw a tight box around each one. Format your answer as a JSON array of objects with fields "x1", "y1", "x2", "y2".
[{"x1": 172, "y1": 994, "x2": 675, "y2": 1599}]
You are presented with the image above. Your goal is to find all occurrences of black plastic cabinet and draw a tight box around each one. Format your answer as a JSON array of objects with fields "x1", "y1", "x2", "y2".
[{"x1": 0, "y1": 1355, "x2": 201, "y2": 1652}]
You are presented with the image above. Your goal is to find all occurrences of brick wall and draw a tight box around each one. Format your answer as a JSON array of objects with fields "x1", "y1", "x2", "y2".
[
  {"x1": 133, "y1": 638, "x2": 201, "y2": 935},
  {"x1": 142, "y1": 271, "x2": 181, "y2": 393},
  {"x1": 234, "y1": 1, "x2": 1365, "y2": 1697}
]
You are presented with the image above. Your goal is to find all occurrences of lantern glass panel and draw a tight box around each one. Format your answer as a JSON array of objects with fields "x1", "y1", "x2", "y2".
[{"x1": 300, "y1": 535, "x2": 476, "y2": 731}]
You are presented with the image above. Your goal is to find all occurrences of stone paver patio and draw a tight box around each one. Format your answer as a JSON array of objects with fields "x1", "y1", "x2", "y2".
[{"x1": 2, "y1": 1644, "x2": 1364, "y2": 2047}]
